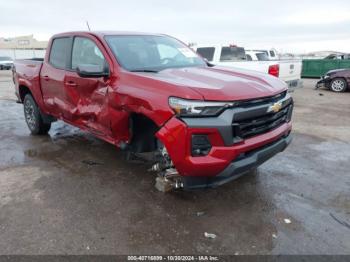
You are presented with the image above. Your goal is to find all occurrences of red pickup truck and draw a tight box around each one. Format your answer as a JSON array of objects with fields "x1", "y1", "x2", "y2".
[{"x1": 13, "y1": 31, "x2": 293, "y2": 191}]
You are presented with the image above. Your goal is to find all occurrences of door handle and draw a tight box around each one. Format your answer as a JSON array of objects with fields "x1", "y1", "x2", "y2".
[
  {"x1": 43, "y1": 75, "x2": 50, "y2": 81},
  {"x1": 65, "y1": 81, "x2": 78, "y2": 87}
]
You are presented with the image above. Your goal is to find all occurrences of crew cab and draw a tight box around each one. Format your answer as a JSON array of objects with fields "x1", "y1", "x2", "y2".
[
  {"x1": 13, "y1": 31, "x2": 293, "y2": 191},
  {"x1": 194, "y1": 45, "x2": 302, "y2": 90}
]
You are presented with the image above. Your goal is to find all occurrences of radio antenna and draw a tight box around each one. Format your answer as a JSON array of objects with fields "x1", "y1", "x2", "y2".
[{"x1": 86, "y1": 21, "x2": 91, "y2": 31}]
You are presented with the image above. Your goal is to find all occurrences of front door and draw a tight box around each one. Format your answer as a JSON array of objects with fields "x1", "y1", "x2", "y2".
[{"x1": 64, "y1": 36, "x2": 112, "y2": 137}]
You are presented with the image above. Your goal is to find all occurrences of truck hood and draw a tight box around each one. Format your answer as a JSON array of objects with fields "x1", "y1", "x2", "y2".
[{"x1": 138, "y1": 66, "x2": 287, "y2": 101}]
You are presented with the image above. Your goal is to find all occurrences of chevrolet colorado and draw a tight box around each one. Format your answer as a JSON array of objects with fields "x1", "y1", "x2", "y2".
[{"x1": 13, "y1": 31, "x2": 293, "y2": 191}]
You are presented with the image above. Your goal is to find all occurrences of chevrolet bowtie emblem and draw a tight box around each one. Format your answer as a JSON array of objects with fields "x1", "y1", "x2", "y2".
[{"x1": 268, "y1": 101, "x2": 283, "y2": 113}]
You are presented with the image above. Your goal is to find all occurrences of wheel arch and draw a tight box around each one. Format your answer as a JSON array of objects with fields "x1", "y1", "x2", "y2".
[
  {"x1": 18, "y1": 85, "x2": 33, "y2": 103},
  {"x1": 128, "y1": 113, "x2": 160, "y2": 153}
]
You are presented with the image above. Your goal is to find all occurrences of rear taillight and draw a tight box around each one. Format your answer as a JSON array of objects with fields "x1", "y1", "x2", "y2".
[{"x1": 268, "y1": 64, "x2": 279, "y2": 77}]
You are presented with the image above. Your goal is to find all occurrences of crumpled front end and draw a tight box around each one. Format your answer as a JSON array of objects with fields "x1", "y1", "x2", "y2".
[
  {"x1": 156, "y1": 92, "x2": 293, "y2": 189},
  {"x1": 316, "y1": 75, "x2": 332, "y2": 89}
]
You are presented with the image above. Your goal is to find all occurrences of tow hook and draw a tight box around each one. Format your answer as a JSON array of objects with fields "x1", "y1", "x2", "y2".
[
  {"x1": 151, "y1": 146, "x2": 183, "y2": 192},
  {"x1": 154, "y1": 168, "x2": 184, "y2": 193}
]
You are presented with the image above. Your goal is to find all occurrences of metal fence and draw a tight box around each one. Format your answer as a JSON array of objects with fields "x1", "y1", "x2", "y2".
[
  {"x1": 302, "y1": 59, "x2": 350, "y2": 78},
  {"x1": 0, "y1": 49, "x2": 46, "y2": 59}
]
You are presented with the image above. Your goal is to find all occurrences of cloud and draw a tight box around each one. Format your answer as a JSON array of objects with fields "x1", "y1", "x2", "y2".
[
  {"x1": 285, "y1": 9, "x2": 350, "y2": 25},
  {"x1": 0, "y1": 0, "x2": 349, "y2": 53}
]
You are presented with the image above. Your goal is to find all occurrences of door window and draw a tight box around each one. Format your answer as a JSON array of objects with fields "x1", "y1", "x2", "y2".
[
  {"x1": 71, "y1": 37, "x2": 107, "y2": 70},
  {"x1": 49, "y1": 37, "x2": 71, "y2": 69}
]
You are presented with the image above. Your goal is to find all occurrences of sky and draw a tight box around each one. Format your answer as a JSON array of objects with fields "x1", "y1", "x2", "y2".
[{"x1": 1, "y1": 0, "x2": 350, "y2": 53}]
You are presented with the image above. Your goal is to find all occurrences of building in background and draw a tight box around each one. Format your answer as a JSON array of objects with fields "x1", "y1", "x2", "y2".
[{"x1": 0, "y1": 35, "x2": 48, "y2": 59}]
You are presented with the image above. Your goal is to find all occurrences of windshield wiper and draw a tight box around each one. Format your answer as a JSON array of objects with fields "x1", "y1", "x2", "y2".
[{"x1": 130, "y1": 69, "x2": 159, "y2": 73}]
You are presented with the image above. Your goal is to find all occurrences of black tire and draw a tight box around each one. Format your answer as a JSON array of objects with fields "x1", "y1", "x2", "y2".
[
  {"x1": 0, "y1": 65, "x2": 3, "y2": 70},
  {"x1": 330, "y1": 78, "x2": 347, "y2": 92},
  {"x1": 23, "y1": 94, "x2": 51, "y2": 135}
]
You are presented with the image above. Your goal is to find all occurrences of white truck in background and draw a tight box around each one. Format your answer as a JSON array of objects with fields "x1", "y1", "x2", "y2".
[
  {"x1": 246, "y1": 48, "x2": 279, "y2": 60},
  {"x1": 194, "y1": 45, "x2": 302, "y2": 90}
]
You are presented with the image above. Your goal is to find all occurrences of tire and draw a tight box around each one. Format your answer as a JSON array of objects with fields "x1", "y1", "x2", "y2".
[
  {"x1": 330, "y1": 78, "x2": 347, "y2": 92},
  {"x1": 0, "y1": 65, "x2": 3, "y2": 70},
  {"x1": 23, "y1": 94, "x2": 51, "y2": 135}
]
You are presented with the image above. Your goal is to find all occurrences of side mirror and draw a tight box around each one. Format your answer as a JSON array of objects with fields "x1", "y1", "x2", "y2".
[
  {"x1": 76, "y1": 64, "x2": 109, "y2": 78},
  {"x1": 203, "y1": 58, "x2": 215, "y2": 67}
]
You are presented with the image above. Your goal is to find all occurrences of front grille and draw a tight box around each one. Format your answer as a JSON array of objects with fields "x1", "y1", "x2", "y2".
[
  {"x1": 232, "y1": 93, "x2": 293, "y2": 141},
  {"x1": 234, "y1": 91, "x2": 287, "y2": 108}
]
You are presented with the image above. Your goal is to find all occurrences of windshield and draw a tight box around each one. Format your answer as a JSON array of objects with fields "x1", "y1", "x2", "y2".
[
  {"x1": 0, "y1": 57, "x2": 12, "y2": 61},
  {"x1": 105, "y1": 35, "x2": 206, "y2": 72}
]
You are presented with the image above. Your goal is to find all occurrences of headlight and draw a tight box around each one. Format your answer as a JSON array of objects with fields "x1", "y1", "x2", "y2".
[{"x1": 168, "y1": 97, "x2": 234, "y2": 117}]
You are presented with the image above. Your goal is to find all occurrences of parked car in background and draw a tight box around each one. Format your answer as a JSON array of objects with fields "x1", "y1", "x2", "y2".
[
  {"x1": 0, "y1": 56, "x2": 14, "y2": 70},
  {"x1": 246, "y1": 48, "x2": 279, "y2": 60},
  {"x1": 194, "y1": 45, "x2": 302, "y2": 90},
  {"x1": 316, "y1": 68, "x2": 350, "y2": 92},
  {"x1": 12, "y1": 31, "x2": 293, "y2": 191},
  {"x1": 324, "y1": 53, "x2": 350, "y2": 60}
]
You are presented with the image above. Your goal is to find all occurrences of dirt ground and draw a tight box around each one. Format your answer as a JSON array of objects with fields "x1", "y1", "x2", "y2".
[{"x1": 0, "y1": 70, "x2": 349, "y2": 255}]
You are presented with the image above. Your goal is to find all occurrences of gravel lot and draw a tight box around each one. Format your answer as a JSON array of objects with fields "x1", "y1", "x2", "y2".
[{"x1": 0, "y1": 70, "x2": 349, "y2": 255}]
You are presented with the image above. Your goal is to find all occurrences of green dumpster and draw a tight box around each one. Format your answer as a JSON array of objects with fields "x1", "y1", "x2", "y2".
[{"x1": 302, "y1": 59, "x2": 350, "y2": 78}]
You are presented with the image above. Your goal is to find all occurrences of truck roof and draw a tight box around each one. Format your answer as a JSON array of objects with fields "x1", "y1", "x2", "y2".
[{"x1": 52, "y1": 31, "x2": 164, "y2": 38}]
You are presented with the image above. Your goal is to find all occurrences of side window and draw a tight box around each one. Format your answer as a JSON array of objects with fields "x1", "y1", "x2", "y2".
[
  {"x1": 246, "y1": 54, "x2": 252, "y2": 61},
  {"x1": 269, "y1": 50, "x2": 276, "y2": 57},
  {"x1": 71, "y1": 37, "x2": 106, "y2": 70},
  {"x1": 49, "y1": 38, "x2": 70, "y2": 69},
  {"x1": 197, "y1": 47, "x2": 215, "y2": 61}
]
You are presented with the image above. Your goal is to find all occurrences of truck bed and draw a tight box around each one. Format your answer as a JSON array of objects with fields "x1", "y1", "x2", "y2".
[{"x1": 13, "y1": 59, "x2": 44, "y2": 102}]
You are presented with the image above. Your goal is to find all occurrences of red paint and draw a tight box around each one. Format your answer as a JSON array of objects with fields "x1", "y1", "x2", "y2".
[{"x1": 13, "y1": 31, "x2": 291, "y2": 178}]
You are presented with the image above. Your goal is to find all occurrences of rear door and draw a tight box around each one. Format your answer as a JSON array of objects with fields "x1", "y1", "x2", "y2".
[
  {"x1": 40, "y1": 37, "x2": 72, "y2": 117},
  {"x1": 64, "y1": 36, "x2": 112, "y2": 137}
]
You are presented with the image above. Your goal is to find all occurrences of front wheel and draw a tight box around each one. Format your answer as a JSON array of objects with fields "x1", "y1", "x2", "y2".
[
  {"x1": 23, "y1": 94, "x2": 51, "y2": 135},
  {"x1": 330, "y1": 78, "x2": 347, "y2": 92}
]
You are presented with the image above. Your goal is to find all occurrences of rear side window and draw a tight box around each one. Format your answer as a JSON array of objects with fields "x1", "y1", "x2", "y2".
[
  {"x1": 197, "y1": 47, "x2": 215, "y2": 61},
  {"x1": 256, "y1": 53, "x2": 269, "y2": 61},
  {"x1": 49, "y1": 38, "x2": 70, "y2": 69},
  {"x1": 269, "y1": 50, "x2": 276, "y2": 57},
  {"x1": 71, "y1": 37, "x2": 106, "y2": 70},
  {"x1": 220, "y1": 47, "x2": 246, "y2": 61},
  {"x1": 246, "y1": 54, "x2": 252, "y2": 61}
]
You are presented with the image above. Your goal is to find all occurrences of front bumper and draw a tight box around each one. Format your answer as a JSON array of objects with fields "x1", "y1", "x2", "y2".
[
  {"x1": 286, "y1": 79, "x2": 303, "y2": 92},
  {"x1": 316, "y1": 76, "x2": 331, "y2": 89},
  {"x1": 156, "y1": 93, "x2": 293, "y2": 188},
  {"x1": 182, "y1": 134, "x2": 292, "y2": 189}
]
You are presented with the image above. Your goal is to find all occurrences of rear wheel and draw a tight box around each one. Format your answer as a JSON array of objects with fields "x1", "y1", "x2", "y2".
[
  {"x1": 23, "y1": 94, "x2": 51, "y2": 135},
  {"x1": 330, "y1": 78, "x2": 347, "y2": 92}
]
